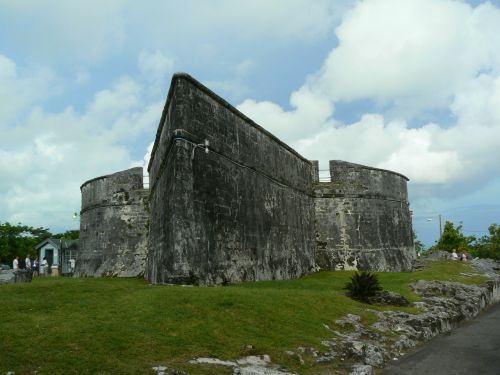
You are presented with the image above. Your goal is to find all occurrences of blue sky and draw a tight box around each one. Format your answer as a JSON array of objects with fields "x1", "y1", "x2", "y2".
[{"x1": 1, "y1": 0, "x2": 499, "y2": 247}]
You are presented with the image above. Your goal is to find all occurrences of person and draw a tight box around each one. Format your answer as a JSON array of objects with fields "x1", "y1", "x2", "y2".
[
  {"x1": 25, "y1": 255, "x2": 31, "y2": 270},
  {"x1": 461, "y1": 252, "x2": 467, "y2": 262},
  {"x1": 69, "y1": 258, "x2": 76, "y2": 275},
  {"x1": 451, "y1": 249, "x2": 459, "y2": 260},
  {"x1": 41, "y1": 257, "x2": 48, "y2": 276},
  {"x1": 13, "y1": 256, "x2": 19, "y2": 270},
  {"x1": 32, "y1": 256, "x2": 39, "y2": 277}
]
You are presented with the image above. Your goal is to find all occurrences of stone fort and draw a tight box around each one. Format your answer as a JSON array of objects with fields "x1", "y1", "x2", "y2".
[{"x1": 75, "y1": 73, "x2": 415, "y2": 284}]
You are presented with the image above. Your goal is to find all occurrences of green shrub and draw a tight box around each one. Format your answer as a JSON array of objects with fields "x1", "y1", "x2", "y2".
[{"x1": 344, "y1": 271, "x2": 382, "y2": 300}]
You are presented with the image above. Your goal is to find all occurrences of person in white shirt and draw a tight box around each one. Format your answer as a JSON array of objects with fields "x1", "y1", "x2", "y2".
[
  {"x1": 41, "y1": 257, "x2": 48, "y2": 276},
  {"x1": 69, "y1": 258, "x2": 76, "y2": 275},
  {"x1": 451, "y1": 250, "x2": 459, "y2": 260},
  {"x1": 25, "y1": 255, "x2": 31, "y2": 270},
  {"x1": 13, "y1": 256, "x2": 19, "y2": 270}
]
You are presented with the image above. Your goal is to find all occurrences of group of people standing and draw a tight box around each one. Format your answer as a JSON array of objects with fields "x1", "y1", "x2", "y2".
[
  {"x1": 12, "y1": 255, "x2": 49, "y2": 277},
  {"x1": 451, "y1": 249, "x2": 470, "y2": 261}
]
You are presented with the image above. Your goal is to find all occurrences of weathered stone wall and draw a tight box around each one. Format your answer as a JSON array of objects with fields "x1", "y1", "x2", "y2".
[
  {"x1": 314, "y1": 160, "x2": 415, "y2": 271},
  {"x1": 76, "y1": 167, "x2": 149, "y2": 277},
  {"x1": 147, "y1": 73, "x2": 316, "y2": 285}
]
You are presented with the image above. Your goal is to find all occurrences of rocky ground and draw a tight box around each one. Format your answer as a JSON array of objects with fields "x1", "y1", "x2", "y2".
[
  {"x1": 153, "y1": 257, "x2": 500, "y2": 375},
  {"x1": 0, "y1": 269, "x2": 32, "y2": 284}
]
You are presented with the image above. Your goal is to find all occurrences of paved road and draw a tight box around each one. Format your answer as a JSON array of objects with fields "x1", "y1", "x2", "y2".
[{"x1": 382, "y1": 302, "x2": 500, "y2": 375}]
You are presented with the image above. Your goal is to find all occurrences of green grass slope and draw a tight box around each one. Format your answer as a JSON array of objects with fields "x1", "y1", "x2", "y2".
[{"x1": 0, "y1": 261, "x2": 486, "y2": 374}]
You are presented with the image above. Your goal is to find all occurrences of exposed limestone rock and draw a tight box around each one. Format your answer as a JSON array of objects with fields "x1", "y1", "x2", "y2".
[
  {"x1": 365, "y1": 291, "x2": 410, "y2": 306},
  {"x1": 237, "y1": 355, "x2": 271, "y2": 367},
  {"x1": 152, "y1": 367, "x2": 188, "y2": 375},
  {"x1": 235, "y1": 366, "x2": 295, "y2": 375},
  {"x1": 0, "y1": 269, "x2": 32, "y2": 284},
  {"x1": 471, "y1": 257, "x2": 500, "y2": 277},
  {"x1": 349, "y1": 364, "x2": 375, "y2": 375},
  {"x1": 306, "y1": 277, "x2": 500, "y2": 373},
  {"x1": 393, "y1": 334, "x2": 417, "y2": 352},
  {"x1": 372, "y1": 280, "x2": 500, "y2": 345},
  {"x1": 422, "y1": 250, "x2": 452, "y2": 260},
  {"x1": 189, "y1": 357, "x2": 238, "y2": 367},
  {"x1": 189, "y1": 355, "x2": 295, "y2": 375},
  {"x1": 152, "y1": 365, "x2": 167, "y2": 375},
  {"x1": 362, "y1": 344, "x2": 384, "y2": 367}
]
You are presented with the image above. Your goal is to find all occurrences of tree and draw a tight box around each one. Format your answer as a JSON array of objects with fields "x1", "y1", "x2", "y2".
[
  {"x1": 413, "y1": 230, "x2": 426, "y2": 254},
  {"x1": 434, "y1": 221, "x2": 475, "y2": 252},
  {"x1": 53, "y1": 230, "x2": 79, "y2": 240},
  {"x1": 470, "y1": 224, "x2": 500, "y2": 260},
  {"x1": 0, "y1": 222, "x2": 52, "y2": 264}
]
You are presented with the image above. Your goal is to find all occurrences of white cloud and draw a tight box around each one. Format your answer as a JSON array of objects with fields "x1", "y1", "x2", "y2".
[
  {"x1": 0, "y1": 54, "x2": 162, "y2": 232},
  {"x1": 238, "y1": 86, "x2": 334, "y2": 141},
  {"x1": 0, "y1": 1, "x2": 125, "y2": 63},
  {"x1": 231, "y1": 59, "x2": 256, "y2": 77},
  {"x1": 201, "y1": 59, "x2": 258, "y2": 101},
  {"x1": 132, "y1": 141, "x2": 155, "y2": 177},
  {"x1": 0, "y1": 0, "x2": 353, "y2": 68},
  {"x1": 138, "y1": 50, "x2": 175, "y2": 83},
  {"x1": 86, "y1": 77, "x2": 142, "y2": 120},
  {"x1": 125, "y1": 0, "x2": 353, "y2": 44},
  {"x1": 237, "y1": 0, "x2": 500, "y2": 191},
  {"x1": 204, "y1": 79, "x2": 252, "y2": 102},
  {"x1": 315, "y1": 0, "x2": 500, "y2": 114},
  {"x1": 292, "y1": 115, "x2": 463, "y2": 184},
  {"x1": 0, "y1": 54, "x2": 57, "y2": 125},
  {"x1": 76, "y1": 68, "x2": 91, "y2": 84},
  {"x1": 451, "y1": 74, "x2": 500, "y2": 128},
  {"x1": 377, "y1": 125, "x2": 463, "y2": 184}
]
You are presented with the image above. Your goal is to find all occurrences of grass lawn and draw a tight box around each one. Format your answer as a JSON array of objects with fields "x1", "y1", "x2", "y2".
[{"x1": 0, "y1": 261, "x2": 487, "y2": 374}]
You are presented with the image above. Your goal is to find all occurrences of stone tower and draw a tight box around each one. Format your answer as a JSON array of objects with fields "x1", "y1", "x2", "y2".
[
  {"x1": 75, "y1": 167, "x2": 149, "y2": 277},
  {"x1": 314, "y1": 160, "x2": 414, "y2": 271}
]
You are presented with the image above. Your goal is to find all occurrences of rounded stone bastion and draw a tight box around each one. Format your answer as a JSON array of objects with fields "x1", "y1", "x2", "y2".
[
  {"x1": 313, "y1": 160, "x2": 415, "y2": 272},
  {"x1": 75, "y1": 167, "x2": 149, "y2": 277}
]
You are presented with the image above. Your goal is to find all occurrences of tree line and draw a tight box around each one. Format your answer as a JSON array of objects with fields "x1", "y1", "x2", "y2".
[
  {"x1": 0, "y1": 221, "x2": 79, "y2": 264},
  {"x1": 425, "y1": 221, "x2": 500, "y2": 260}
]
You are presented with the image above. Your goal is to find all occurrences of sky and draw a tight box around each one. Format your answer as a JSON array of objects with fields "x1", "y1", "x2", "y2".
[{"x1": 1, "y1": 0, "x2": 499, "y2": 246}]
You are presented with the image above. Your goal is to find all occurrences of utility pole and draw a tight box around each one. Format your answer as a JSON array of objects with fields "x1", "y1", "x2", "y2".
[{"x1": 439, "y1": 214, "x2": 442, "y2": 238}]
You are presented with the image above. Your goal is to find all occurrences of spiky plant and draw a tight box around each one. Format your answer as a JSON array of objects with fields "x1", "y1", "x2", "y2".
[{"x1": 344, "y1": 271, "x2": 383, "y2": 300}]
